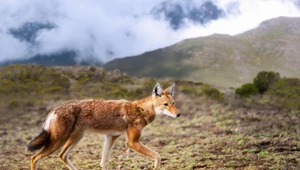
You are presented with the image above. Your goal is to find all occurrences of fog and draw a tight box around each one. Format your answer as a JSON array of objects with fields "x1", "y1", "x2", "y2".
[{"x1": 0, "y1": 0, "x2": 299, "y2": 63}]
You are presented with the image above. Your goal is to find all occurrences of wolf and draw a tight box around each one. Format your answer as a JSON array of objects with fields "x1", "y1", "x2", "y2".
[{"x1": 28, "y1": 83, "x2": 180, "y2": 170}]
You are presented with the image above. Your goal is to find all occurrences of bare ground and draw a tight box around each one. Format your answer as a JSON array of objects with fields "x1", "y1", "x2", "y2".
[{"x1": 0, "y1": 93, "x2": 299, "y2": 170}]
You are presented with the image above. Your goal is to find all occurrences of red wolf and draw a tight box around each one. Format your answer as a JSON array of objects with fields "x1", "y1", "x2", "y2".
[{"x1": 28, "y1": 83, "x2": 180, "y2": 170}]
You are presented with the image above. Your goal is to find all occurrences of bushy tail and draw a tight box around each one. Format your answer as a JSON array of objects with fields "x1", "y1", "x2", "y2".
[{"x1": 27, "y1": 130, "x2": 50, "y2": 151}]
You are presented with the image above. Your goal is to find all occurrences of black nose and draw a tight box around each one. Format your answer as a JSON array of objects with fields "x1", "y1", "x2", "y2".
[{"x1": 176, "y1": 114, "x2": 181, "y2": 118}]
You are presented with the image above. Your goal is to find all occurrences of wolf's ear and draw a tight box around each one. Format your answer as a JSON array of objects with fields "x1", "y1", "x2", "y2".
[
  {"x1": 152, "y1": 83, "x2": 163, "y2": 97},
  {"x1": 165, "y1": 83, "x2": 175, "y2": 97}
]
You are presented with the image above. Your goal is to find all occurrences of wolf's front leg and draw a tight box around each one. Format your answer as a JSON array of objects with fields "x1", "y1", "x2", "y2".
[
  {"x1": 100, "y1": 135, "x2": 120, "y2": 170},
  {"x1": 126, "y1": 125, "x2": 161, "y2": 170}
]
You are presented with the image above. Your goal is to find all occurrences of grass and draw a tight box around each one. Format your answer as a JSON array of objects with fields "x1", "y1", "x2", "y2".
[{"x1": 0, "y1": 65, "x2": 299, "y2": 169}]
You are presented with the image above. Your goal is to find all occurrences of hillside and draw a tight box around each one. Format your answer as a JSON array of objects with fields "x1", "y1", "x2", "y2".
[{"x1": 104, "y1": 17, "x2": 300, "y2": 88}]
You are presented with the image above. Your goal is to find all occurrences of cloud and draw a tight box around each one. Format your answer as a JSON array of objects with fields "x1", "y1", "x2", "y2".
[
  {"x1": 0, "y1": 32, "x2": 30, "y2": 61},
  {"x1": 0, "y1": 0, "x2": 300, "y2": 64}
]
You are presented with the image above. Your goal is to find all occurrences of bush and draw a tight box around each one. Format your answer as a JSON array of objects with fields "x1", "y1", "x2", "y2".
[
  {"x1": 203, "y1": 85, "x2": 223, "y2": 100},
  {"x1": 267, "y1": 78, "x2": 300, "y2": 98},
  {"x1": 253, "y1": 71, "x2": 280, "y2": 94},
  {"x1": 235, "y1": 83, "x2": 259, "y2": 97},
  {"x1": 266, "y1": 78, "x2": 300, "y2": 110},
  {"x1": 178, "y1": 82, "x2": 223, "y2": 100}
]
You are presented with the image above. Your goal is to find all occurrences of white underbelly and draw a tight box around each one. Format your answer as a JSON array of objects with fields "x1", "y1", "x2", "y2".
[{"x1": 86, "y1": 129, "x2": 125, "y2": 136}]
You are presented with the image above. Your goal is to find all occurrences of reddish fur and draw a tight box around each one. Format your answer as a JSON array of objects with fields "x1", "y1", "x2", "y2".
[{"x1": 28, "y1": 84, "x2": 179, "y2": 170}]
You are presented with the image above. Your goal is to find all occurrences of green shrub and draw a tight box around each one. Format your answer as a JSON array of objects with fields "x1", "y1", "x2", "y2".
[
  {"x1": 203, "y1": 85, "x2": 223, "y2": 100},
  {"x1": 266, "y1": 78, "x2": 300, "y2": 110},
  {"x1": 178, "y1": 82, "x2": 223, "y2": 100},
  {"x1": 180, "y1": 85, "x2": 202, "y2": 96},
  {"x1": 267, "y1": 78, "x2": 300, "y2": 97},
  {"x1": 253, "y1": 71, "x2": 280, "y2": 94},
  {"x1": 235, "y1": 83, "x2": 259, "y2": 97}
]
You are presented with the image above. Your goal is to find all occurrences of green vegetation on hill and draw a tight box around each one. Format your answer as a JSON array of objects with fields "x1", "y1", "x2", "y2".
[
  {"x1": 266, "y1": 78, "x2": 300, "y2": 110},
  {"x1": 0, "y1": 65, "x2": 222, "y2": 111},
  {"x1": 104, "y1": 17, "x2": 300, "y2": 88},
  {"x1": 178, "y1": 81, "x2": 223, "y2": 101},
  {"x1": 0, "y1": 65, "x2": 70, "y2": 95},
  {"x1": 1, "y1": 65, "x2": 299, "y2": 112},
  {"x1": 235, "y1": 70, "x2": 300, "y2": 110}
]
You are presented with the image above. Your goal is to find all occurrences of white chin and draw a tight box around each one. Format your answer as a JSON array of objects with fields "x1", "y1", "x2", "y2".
[
  {"x1": 167, "y1": 114, "x2": 177, "y2": 118},
  {"x1": 155, "y1": 108, "x2": 176, "y2": 118},
  {"x1": 163, "y1": 111, "x2": 177, "y2": 118}
]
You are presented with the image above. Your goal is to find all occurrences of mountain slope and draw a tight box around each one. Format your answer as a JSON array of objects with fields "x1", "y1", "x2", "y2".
[{"x1": 104, "y1": 17, "x2": 300, "y2": 88}]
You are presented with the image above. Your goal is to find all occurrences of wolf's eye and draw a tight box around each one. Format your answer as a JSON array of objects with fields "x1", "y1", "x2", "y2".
[{"x1": 164, "y1": 103, "x2": 168, "y2": 106}]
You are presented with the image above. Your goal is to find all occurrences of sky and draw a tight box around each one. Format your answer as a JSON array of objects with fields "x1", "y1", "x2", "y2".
[{"x1": 0, "y1": 0, "x2": 300, "y2": 63}]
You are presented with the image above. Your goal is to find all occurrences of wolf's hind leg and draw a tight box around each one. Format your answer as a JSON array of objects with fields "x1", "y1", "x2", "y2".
[
  {"x1": 31, "y1": 139, "x2": 65, "y2": 170},
  {"x1": 58, "y1": 130, "x2": 84, "y2": 170}
]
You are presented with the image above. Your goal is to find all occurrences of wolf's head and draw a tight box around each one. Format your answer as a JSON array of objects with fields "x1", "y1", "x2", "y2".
[{"x1": 152, "y1": 83, "x2": 180, "y2": 118}]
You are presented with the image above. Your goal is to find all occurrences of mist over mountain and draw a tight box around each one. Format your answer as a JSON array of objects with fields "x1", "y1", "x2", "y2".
[
  {"x1": 9, "y1": 22, "x2": 54, "y2": 43},
  {"x1": 2, "y1": 22, "x2": 101, "y2": 66},
  {"x1": 1, "y1": 0, "x2": 300, "y2": 65},
  {"x1": 151, "y1": 0, "x2": 225, "y2": 30},
  {"x1": 2, "y1": 0, "x2": 225, "y2": 66}
]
